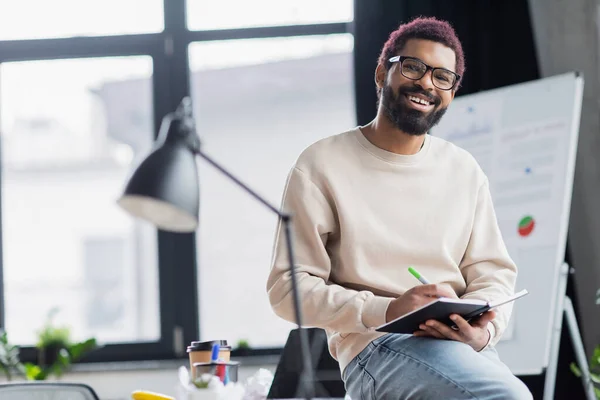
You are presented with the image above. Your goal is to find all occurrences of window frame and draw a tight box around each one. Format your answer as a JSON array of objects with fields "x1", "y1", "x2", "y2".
[{"x1": 0, "y1": 0, "x2": 352, "y2": 364}]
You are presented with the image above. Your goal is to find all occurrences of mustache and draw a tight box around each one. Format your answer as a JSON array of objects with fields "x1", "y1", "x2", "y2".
[{"x1": 397, "y1": 85, "x2": 441, "y2": 106}]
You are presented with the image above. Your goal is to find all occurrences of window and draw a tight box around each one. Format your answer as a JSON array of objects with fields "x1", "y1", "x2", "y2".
[
  {"x1": 187, "y1": 0, "x2": 353, "y2": 30},
  {"x1": 0, "y1": 56, "x2": 160, "y2": 345},
  {"x1": 0, "y1": 2, "x2": 354, "y2": 363},
  {"x1": 188, "y1": 34, "x2": 356, "y2": 348},
  {"x1": 0, "y1": 0, "x2": 164, "y2": 40}
]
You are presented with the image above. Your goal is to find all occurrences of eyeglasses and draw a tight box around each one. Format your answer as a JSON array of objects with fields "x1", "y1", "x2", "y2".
[{"x1": 388, "y1": 56, "x2": 460, "y2": 90}]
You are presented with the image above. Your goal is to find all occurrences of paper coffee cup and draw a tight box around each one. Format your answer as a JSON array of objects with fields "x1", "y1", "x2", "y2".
[{"x1": 187, "y1": 340, "x2": 231, "y2": 377}]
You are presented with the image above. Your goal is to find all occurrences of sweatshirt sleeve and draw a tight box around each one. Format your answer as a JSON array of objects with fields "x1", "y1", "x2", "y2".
[
  {"x1": 266, "y1": 167, "x2": 393, "y2": 333},
  {"x1": 459, "y1": 178, "x2": 518, "y2": 347}
]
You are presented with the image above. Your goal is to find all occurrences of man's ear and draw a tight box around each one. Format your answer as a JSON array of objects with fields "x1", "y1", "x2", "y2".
[{"x1": 375, "y1": 63, "x2": 387, "y2": 91}]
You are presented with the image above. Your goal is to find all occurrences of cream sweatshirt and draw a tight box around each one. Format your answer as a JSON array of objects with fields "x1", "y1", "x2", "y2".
[{"x1": 266, "y1": 127, "x2": 517, "y2": 373}]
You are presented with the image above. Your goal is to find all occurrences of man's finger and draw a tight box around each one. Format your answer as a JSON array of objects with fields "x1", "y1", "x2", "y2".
[
  {"x1": 424, "y1": 320, "x2": 462, "y2": 341},
  {"x1": 471, "y1": 310, "x2": 496, "y2": 328},
  {"x1": 449, "y1": 314, "x2": 473, "y2": 333},
  {"x1": 414, "y1": 331, "x2": 440, "y2": 339},
  {"x1": 413, "y1": 330, "x2": 431, "y2": 337},
  {"x1": 418, "y1": 324, "x2": 446, "y2": 339},
  {"x1": 413, "y1": 284, "x2": 457, "y2": 299}
]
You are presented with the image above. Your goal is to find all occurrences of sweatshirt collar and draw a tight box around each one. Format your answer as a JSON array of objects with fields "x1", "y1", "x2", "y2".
[{"x1": 354, "y1": 127, "x2": 431, "y2": 165}]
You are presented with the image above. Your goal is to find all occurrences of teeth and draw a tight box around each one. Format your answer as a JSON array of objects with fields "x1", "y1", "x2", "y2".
[{"x1": 408, "y1": 95, "x2": 431, "y2": 106}]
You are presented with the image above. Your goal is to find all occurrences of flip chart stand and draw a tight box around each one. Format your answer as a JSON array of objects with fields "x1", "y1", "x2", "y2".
[{"x1": 543, "y1": 263, "x2": 596, "y2": 400}]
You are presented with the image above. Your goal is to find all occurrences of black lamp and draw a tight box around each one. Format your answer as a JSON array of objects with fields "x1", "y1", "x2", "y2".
[{"x1": 117, "y1": 97, "x2": 316, "y2": 399}]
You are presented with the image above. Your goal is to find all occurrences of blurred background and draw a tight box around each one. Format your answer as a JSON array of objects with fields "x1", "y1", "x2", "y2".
[{"x1": 0, "y1": 0, "x2": 598, "y2": 399}]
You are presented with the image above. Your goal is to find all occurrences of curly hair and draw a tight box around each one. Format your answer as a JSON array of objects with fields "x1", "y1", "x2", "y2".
[{"x1": 378, "y1": 17, "x2": 465, "y2": 89}]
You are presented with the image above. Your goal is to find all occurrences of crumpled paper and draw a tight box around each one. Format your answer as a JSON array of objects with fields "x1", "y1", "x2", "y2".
[
  {"x1": 177, "y1": 366, "x2": 243, "y2": 400},
  {"x1": 241, "y1": 368, "x2": 274, "y2": 400},
  {"x1": 177, "y1": 366, "x2": 274, "y2": 400},
  {"x1": 178, "y1": 379, "x2": 245, "y2": 400}
]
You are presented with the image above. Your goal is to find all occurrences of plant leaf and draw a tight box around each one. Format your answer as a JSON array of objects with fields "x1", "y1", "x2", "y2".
[
  {"x1": 592, "y1": 346, "x2": 600, "y2": 370},
  {"x1": 571, "y1": 362, "x2": 583, "y2": 378},
  {"x1": 591, "y1": 373, "x2": 600, "y2": 384},
  {"x1": 24, "y1": 363, "x2": 45, "y2": 381},
  {"x1": 68, "y1": 338, "x2": 97, "y2": 362}
]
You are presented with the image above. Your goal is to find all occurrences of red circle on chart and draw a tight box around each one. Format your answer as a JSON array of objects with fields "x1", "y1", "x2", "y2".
[{"x1": 518, "y1": 216, "x2": 535, "y2": 237}]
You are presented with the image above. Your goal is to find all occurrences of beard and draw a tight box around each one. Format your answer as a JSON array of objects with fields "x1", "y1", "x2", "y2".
[{"x1": 381, "y1": 83, "x2": 447, "y2": 136}]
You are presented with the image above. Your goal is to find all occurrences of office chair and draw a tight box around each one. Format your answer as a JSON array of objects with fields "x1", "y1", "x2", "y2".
[
  {"x1": 267, "y1": 328, "x2": 346, "y2": 399},
  {"x1": 0, "y1": 382, "x2": 100, "y2": 399}
]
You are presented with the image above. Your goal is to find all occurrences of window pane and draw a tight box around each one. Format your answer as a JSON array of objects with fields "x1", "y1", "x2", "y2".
[
  {"x1": 0, "y1": 56, "x2": 160, "y2": 345},
  {"x1": 189, "y1": 35, "x2": 355, "y2": 348},
  {"x1": 0, "y1": 0, "x2": 163, "y2": 40},
  {"x1": 187, "y1": 0, "x2": 353, "y2": 30}
]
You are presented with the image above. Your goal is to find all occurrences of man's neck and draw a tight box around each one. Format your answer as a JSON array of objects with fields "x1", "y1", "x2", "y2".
[{"x1": 360, "y1": 115, "x2": 426, "y2": 155}]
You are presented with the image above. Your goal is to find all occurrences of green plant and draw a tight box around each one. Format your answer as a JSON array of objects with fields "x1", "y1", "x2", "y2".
[
  {"x1": 570, "y1": 290, "x2": 600, "y2": 399},
  {"x1": 36, "y1": 309, "x2": 71, "y2": 350},
  {"x1": 24, "y1": 308, "x2": 98, "y2": 380},
  {"x1": 0, "y1": 329, "x2": 25, "y2": 381},
  {"x1": 236, "y1": 339, "x2": 250, "y2": 350},
  {"x1": 570, "y1": 345, "x2": 600, "y2": 398}
]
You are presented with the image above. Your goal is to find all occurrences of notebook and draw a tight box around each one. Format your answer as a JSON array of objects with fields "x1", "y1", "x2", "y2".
[{"x1": 375, "y1": 289, "x2": 529, "y2": 334}]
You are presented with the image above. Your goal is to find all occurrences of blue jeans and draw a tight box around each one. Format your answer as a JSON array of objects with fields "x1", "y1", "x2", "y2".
[{"x1": 343, "y1": 334, "x2": 532, "y2": 400}]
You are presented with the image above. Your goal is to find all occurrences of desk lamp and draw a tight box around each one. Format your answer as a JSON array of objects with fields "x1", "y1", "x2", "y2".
[{"x1": 117, "y1": 97, "x2": 315, "y2": 399}]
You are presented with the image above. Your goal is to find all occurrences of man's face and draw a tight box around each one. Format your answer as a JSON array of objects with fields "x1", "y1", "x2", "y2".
[{"x1": 377, "y1": 39, "x2": 457, "y2": 136}]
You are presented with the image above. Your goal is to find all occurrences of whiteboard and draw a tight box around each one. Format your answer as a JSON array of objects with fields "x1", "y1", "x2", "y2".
[{"x1": 430, "y1": 72, "x2": 584, "y2": 375}]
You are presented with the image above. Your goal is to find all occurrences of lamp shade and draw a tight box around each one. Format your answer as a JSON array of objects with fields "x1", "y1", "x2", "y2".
[{"x1": 117, "y1": 113, "x2": 200, "y2": 232}]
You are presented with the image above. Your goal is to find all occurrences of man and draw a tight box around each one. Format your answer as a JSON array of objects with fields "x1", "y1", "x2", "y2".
[{"x1": 267, "y1": 17, "x2": 533, "y2": 399}]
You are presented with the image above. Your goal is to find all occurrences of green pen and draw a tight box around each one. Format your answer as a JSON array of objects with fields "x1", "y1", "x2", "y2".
[{"x1": 408, "y1": 266, "x2": 431, "y2": 285}]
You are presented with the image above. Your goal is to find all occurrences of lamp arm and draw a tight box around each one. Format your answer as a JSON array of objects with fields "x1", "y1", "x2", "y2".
[
  {"x1": 194, "y1": 148, "x2": 316, "y2": 399},
  {"x1": 195, "y1": 148, "x2": 285, "y2": 218}
]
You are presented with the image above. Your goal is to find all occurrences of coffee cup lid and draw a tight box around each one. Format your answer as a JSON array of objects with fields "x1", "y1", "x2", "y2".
[
  {"x1": 187, "y1": 340, "x2": 231, "y2": 352},
  {"x1": 193, "y1": 361, "x2": 240, "y2": 367}
]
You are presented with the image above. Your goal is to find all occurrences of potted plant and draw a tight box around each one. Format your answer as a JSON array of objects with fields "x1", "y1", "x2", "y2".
[
  {"x1": 0, "y1": 329, "x2": 25, "y2": 381},
  {"x1": 24, "y1": 308, "x2": 99, "y2": 380},
  {"x1": 234, "y1": 339, "x2": 251, "y2": 356},
  {"x1": 36, "y1": 309, "x2": 71, "y2": 368}
]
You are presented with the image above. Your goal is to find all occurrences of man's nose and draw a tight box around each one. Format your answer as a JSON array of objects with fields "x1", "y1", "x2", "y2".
[{"x1": 415, "y1": 69, "x2": 436, "y2": 91}]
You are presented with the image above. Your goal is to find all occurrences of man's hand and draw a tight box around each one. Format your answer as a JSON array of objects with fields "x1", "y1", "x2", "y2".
[
  {"x1": 413, "y1": 310, "x2": 496, "y2": 351},
  {"x1": 386, "y1": 284, "x2": 457, "y2": 322}
]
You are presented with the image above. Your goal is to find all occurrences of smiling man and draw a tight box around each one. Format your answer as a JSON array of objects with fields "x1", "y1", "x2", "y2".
[{"x1": 267, "y1": 17, "x2": 533, "y2": 399}]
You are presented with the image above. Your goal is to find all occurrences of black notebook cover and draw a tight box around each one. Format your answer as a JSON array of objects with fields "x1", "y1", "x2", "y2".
[{"x1": 375, "y1": 289, "x2": 528, "y2": 334}]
